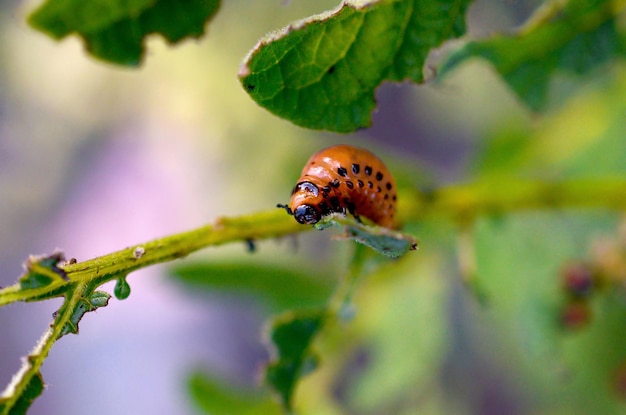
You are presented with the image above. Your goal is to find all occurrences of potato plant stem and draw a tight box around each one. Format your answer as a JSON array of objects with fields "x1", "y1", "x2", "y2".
[{"x1": 1, "y1": 177, "x2": 625, "y2": 306}]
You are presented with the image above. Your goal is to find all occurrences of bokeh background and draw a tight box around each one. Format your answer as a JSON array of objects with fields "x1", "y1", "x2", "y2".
[{"x1": 3, "y1": 0, "x2": 624, "y2": 414}]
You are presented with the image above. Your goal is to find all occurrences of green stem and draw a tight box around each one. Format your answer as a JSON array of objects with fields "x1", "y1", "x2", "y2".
[
  {"x1": 400, "y1": 177, "x2": 626, "y2": 223},
  {"x1": 1, "y1": 177, "x2": 625, "y2": 413},
  {"x1": 1, "y1": 178, "x2": 625, "y2": 307},
  {"x1": 0, "y1": 282, "x2": 86, "y2": 414},
  {"x1": 0, "y1": 209, "x2": 303, "y2": 306}
]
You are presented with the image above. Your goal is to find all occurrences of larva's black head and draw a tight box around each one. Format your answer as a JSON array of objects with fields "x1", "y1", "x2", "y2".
[
  {"x1": 288, "y1": 180, "x2": 324, "y2": 225},
  {"x1": 293, "y1": 204, "x2": 321, "y2": 225}
]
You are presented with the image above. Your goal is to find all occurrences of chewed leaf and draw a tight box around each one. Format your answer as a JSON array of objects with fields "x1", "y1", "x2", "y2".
[
  {"x1": 239, "y1": 0, "x2": 472, "y2": 132},
  {"x1": 28, "y1": 0, "x2": 221, "y2": 66},
  {"x1": 0, "y1": 371, "x2": 44, "y2": 415},
  {"x1": 264, "y1": 310, "x2": 326, "y2": 411},
  {"x1": 0, "y1": 373, "x2": 44, "y2": 415},
  {"x1": 57, "y1": 290, "x2": 111, "y2": 339},
  {"x1": 316, "y1": 215, "x2": 418, "y2": 258},
  {"x1": 19, "y1": 251, "x2": 68, "y2": 290},
  {"x1": 438, "y1": 0, "x2": 626, "y2": 111}
]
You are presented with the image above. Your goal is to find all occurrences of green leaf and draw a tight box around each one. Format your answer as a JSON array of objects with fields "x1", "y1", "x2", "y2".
[
  {"x1": 316, "y1": 215, "x2": 418, "y2": 258},
  {"x1": 439, "y1": 0, "x2": 626, "y2": 111},
  {"x1": 476, "y1": 66, "x2": 626, "y2": 178},
  {"x1": 345, "y1": 254, "x2": 449, "y2": 412},
  {"x1": 28, "y1": 0, "x2": 221, "y2": 66},
  {"x1": 475, "y1": 213, "x2": 615, "y2": 351},
  {"x1": 57, "y1": 290, "x2": 111, "y2": 338},
  {"x1": 264, "y1": 309, "x2": 326, "y2": 411},
  {"x1": 89, "y1": 290, "x2": 112, "y2": 307},
  {"x1": 239, "y1": 0, "x2": 472, "y2": 132},
  {"x1": 0, "y1": 373, "x2": 44, "y2": 415},
  {"x1": 474, "y1": 212, "x2": 626, "y2": 412},
  {"x1": 19, "y1": 252, "x2": 68, "y2": 290},
  {"x1": 171, "y1": 262, "x2": 332, "y2": 311},
  {"x1": 188, "y1": 371, "x2": 281, "y2": 415}
]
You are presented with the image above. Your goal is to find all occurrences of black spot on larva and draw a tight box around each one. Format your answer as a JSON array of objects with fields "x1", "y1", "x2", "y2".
[
  {"x1": 322, "y1": 185, "x2": 331, "y2": 193},
  {"x1": 247, "y1": 84, "x2": 255, "y2": 91},
  {"x1": 337, "y1": 167, "x2": 348, "y2": 177},
  {"x1": 346, "y1": 181, "x2": 354, "y2": 189},
  {"x1": 364, "y1": 166, "x2": 372, "y2": 176},
  {"x1": 386, "y1": 182, "x2": 392, "y2": 191},
  {"x1": 329, "y1": 196, "x2": 341, "y2": 210},
  {"x1": 330, "y1": 179, "x2": 340, "y2": 188},
  {"x1": 328, "y1": 65, "x2": 336, "y2": 74},
  {"x1": 318, "y1": 201, "x2": 331, "y2": 215},
  {"x1": 384, "y1": 194, "x2": 389, "y2": 200},
  {"x1": 368, "y1": 181, "x2": 373, "y2": 189},
  {"x1": 377, "y1": 186, "x2": 382, "y2": 193},
  {"x1": 376, "y1": 172, "x2": 383, "y2": 181},
  {"x1": 346, "y1": 201, "x2": 357, "y2": 215},
  {"x1": 392, "y1": 195, "x2": 397, "y2": 201},
  {"x1": 352, "y1": 163, "x2": 360, "y2": 174},
  {"x1": 357, "y1": 180, "x2": 364, "y2": 188}
]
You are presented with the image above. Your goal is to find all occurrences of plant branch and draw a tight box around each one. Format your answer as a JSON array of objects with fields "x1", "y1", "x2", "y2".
[
  {"x1": 400, "y1": 177, "x2": 626, "y2": 224},
  {"x1": 0, "y1": 282, "x2": 86, "y2": 414},
  {"x1": 0, "y1": 210, "x2": 303, "y2": 306},
  {"x1": 1, "y1": 177, "x2": 625, "y2": 307}
]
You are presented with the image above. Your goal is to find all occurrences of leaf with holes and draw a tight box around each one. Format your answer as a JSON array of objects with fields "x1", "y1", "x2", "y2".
[
  {"x1": 239, "y1": 0, "x2": 472, "y2": 132},
  {"x1": 316, "y1": 214, "x2": 418, "y2": 258},
  {"x1": 0, "y1": 372, "x2": 44, "y2": 415},
  {"x1": 19, "y1": 252, "x2": 68, "y2": 290},
  {"x1": 57, "y1": 290, "x2": 111, "y2": 339}
]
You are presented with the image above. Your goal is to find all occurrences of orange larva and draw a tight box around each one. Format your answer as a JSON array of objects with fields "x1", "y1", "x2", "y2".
[{"x1": 279, "y1": 144, "x2": 397, "y2": 228}]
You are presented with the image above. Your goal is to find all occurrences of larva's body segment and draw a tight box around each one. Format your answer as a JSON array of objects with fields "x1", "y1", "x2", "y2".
[{"x1": 286, "y1": 145, "x2": 397, "y2": 228}]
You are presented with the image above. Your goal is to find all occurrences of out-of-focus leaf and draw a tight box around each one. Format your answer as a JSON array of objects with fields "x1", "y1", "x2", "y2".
[
  {"x1": 170, "y1": 262, "x2": 333, "y2": 311},
  {"x1": 345, "y1": 254, "x2": 449, "y2": 412},
  {"x1": 188, "y1": 371, "x2": 281, "y2": 415},
  {"x1": 476, "y1": 65, "x2": 626, "y2": 178},
  {"x1": 560, "y1": 290, "x2": 626, "y2": 413},
  {"x1": 265, "y1": 309, "x2": 326, "y2": 411},
  {"x1": 28, "y1": 0, "x2": 221, "y2": 66},
  {"x1": 0, "y1": 372, "x2": 44, "y2": 415},
  {"x1": 239, "y1": 0, "x2": 472, "y2": 132},
  {"x1": 474, "y1": 212, "x2": 626, "y2": 413},
  {"x1": 439, "y1": 0, "x2": 626, "y2": 111}
]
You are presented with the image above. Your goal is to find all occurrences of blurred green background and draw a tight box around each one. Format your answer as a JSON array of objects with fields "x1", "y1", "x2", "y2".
[{"x1": 1, "y1": 0, "x2": 625, "y2": 414}]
